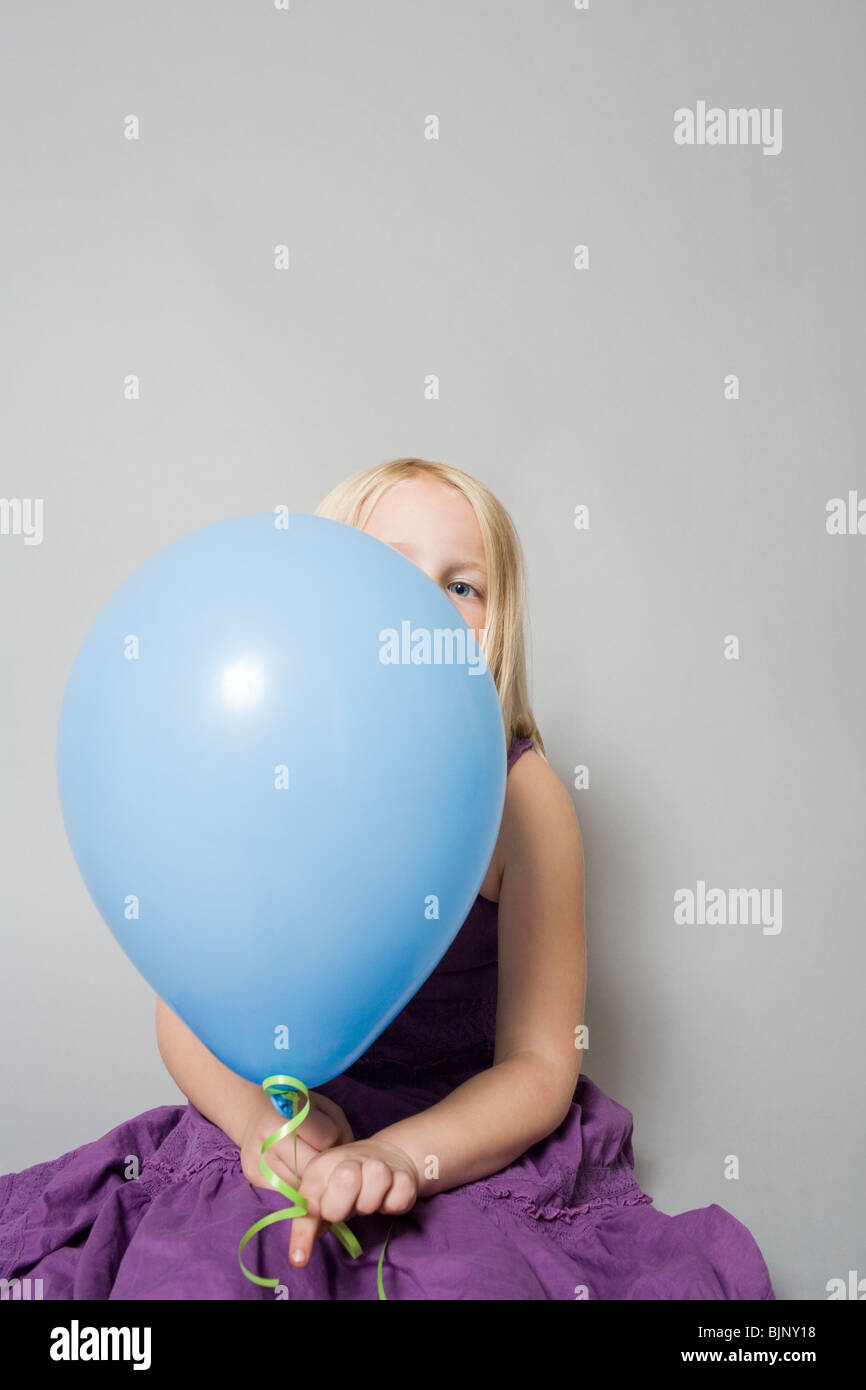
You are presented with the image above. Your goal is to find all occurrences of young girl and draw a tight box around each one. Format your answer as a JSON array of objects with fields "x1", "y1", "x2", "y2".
[{"x1": 0, "y1": 458, "x2": 775, "y2": 1300}]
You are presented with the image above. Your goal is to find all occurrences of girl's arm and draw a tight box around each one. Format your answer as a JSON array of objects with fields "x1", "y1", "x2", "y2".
[
  {"x1": 372, "y1": 748, "x2": 586, "y2": 1197},
  {"x1": 155, "y1": 997, "x2": 270, "y2": 1146},
  {"x1": 155, "y1": 1000, "x2": 355, "y2": 1188}
]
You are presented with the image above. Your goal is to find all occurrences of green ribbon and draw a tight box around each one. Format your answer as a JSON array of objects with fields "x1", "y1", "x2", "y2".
[{"x1": 237, "y1": 1073, "x2": 392, "y2": 1299}]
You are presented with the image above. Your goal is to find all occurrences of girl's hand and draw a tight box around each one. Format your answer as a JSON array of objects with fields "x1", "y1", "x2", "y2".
[
  {"x1": 239, "y1": 1089, "x2": 354, "y2": 1195},
  {"x1": 288, "y1": 1138, "x2": 419, "y2": 1268}
]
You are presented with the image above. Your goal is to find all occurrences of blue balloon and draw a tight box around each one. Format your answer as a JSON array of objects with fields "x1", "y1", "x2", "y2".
[{"x1": 56, "y1": 512, "x2": 506, "y2": 1090}]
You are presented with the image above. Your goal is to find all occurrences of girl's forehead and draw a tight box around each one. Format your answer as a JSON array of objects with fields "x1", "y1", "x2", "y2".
[{"x1": 366, "y1": 482, "x2": 483, "y2": 548}]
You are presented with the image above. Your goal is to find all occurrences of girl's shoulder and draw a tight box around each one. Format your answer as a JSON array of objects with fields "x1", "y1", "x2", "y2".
[
  {"x1": 502, "y1": 743, "x2": 584, "y2": 874},
  {"x1": 505, "y1": 742, "x2": 576, "y2": 818},
  {"x1": 481, "y1": 742, "x2": 582, "y2": 903}
]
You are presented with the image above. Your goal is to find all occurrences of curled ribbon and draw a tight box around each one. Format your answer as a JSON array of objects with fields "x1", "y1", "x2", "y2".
[{"x1": 237, "y1": 1073, "x2": 393, "y2": 1300}]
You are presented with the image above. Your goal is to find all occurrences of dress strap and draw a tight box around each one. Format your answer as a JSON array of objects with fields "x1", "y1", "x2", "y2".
[{"x1": 506, "y1": 735, "x2": 534, "y2": 772}]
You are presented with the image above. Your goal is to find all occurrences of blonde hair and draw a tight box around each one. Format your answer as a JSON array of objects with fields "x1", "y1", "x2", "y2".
[{"x1": 314, "y1": 457, "x2": 547, "y2": 759}]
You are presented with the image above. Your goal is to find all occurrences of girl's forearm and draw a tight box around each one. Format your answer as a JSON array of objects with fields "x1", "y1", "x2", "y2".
[
  {"x1": 155, "y1": 998, "x2": 263, "y2": 1147},
  {"x1": 372, "y1": 1052, "x2": 576, "y2": 1199}
]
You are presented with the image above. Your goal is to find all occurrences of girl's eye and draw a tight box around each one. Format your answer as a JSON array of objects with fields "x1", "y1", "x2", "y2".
[{"x1": 448, "y1": 580, "x2": 480, "y2": 599}]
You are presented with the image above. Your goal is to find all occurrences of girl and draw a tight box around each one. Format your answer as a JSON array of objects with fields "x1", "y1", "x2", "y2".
[{"x1": 0, "y1": 458, "x2": 775, "y2": 1299}]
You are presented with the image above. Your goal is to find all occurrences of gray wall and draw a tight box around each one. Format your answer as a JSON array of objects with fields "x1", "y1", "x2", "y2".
[{"x1": 1, "y1": 1, "x2": 863, "y2": 1302}]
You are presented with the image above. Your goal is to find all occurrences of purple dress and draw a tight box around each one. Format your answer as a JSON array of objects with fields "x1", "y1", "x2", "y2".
[{"x1": 0, "y1": 737, "x2": 775, "y2": 1300}]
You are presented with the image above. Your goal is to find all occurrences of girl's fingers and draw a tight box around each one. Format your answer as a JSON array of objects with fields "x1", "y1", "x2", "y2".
[
  {"x1": 260, "y1": 1152, "x2": 300, "y2": 1191},
  {"x1": 354, "y1": 1157, "x2": 395, "y2": 1215},
  {"x1": 287, "y1": 1217, "x2": 335, "y2": 1273},
  {"x1": 288, "y1": 1210, "x2": 320, "y2": 1267},
  {"x1": 271, "y1": 1134, "x2": 314, "y2": 1180},
  {"x1": 294, "y1": 1106, "x2": 340, "y2": 1151},
  {"x1": 288, "y1": 1157, "x2": 377, "y2": 1268},
  {"x1": 287, "y1": 1214, "x2": 332, "y2": 1269},
  {"x1": 308, "y1": 1093, "x2": 354, "y2": 1146},
  {"x1": 243, "y1": 1139, "x2": 299, "y2": 1191},
  {"x1": 318, "y1": 1159, "x2": 363, "y2": 1225},
  {"x1": 381, "y1": 1168, "x2": 417, "y2": 1215},
  {"x1": 288, "y1": 1158, "x2": 332, "y2": 1267}
]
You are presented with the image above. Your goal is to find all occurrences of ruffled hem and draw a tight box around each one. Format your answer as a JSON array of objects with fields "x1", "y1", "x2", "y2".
[
  {"x1": 137, "y1": 1147, "x2": 242, "y2": 1200},
  {"x1": 0, "y1": 1150, "x2": 81, "y2": 1269},
  {"x1": 469, "y1": 1184, "x2": 653, "y2": 1228},
  {"x1": 465, "y1": 1157, "x2": 653, "y2": 1225},
  {"x1": 469, "y1": 1183, "x2": 655, "y2": 1224}
]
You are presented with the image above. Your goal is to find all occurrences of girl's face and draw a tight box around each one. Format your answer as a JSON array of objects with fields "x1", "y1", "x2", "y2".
[{"x1": 362, "y1": 476, "x2": 488, "y2": 641}]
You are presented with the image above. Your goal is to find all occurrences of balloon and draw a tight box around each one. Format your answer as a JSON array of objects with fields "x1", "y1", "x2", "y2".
[{"x1": 56, "y1": 512, "x2": 506, "y2": 1090}]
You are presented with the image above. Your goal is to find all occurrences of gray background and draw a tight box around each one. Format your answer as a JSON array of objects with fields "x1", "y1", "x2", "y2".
[{"x1": 1, "y1": 1, "x2": 863, "y2": 1302}]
